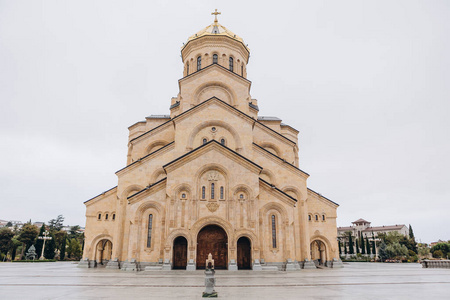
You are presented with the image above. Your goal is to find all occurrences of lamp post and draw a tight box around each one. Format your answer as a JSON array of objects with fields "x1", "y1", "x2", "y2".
[{"x1": 38, "y1": 230, "x2": 52, "y2": 260}]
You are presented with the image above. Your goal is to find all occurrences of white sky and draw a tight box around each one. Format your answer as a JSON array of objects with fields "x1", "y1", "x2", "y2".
[{"x1": 1, "y1": 0, "x2": 449, "y2": 243}]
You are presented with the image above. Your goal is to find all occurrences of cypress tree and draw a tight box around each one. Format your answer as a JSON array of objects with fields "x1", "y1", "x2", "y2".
[
  {"x1": 372, "y1": 240, "x2": 376, "y2": 255},
  {"x1": 409, "y1": 224, "x2": 415, "y2": 239},
  {"x1": 44, "y1": 233, "x2": 56, "y2": 259},
  {"x1": 35, "y1": 223, "x2": 46, "y2": 257},
  {"x1": 361, "y1": 237, "x2": 366, "y2": 254},
  {"x1": 348, "y1": 233, "x2": 354, "y2": 254},
  {"x1": 59, "y1": 234, "x2": 66, "y2": 261},
  {"x1": 338, "y1": 240, "x2": 342, "y2": 255},
  {"x1": 344, "y1": 242, "x2": 348, "y2": 254},
  {"x1": 366, "y1": 237, "x2": 371, "y2": 255},
  {"x1": 356, "y1": 239, "x2": 360, "y2": 254}
]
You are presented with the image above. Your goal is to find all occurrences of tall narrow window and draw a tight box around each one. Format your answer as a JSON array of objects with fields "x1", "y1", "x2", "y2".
[
  {"x1": 241, "y1": 64, "x2": 244, "y2": 76},
  {"x1": 229, "y1": 57, "x2": 233, "y2": 72},
  {"x1": 213, "y1": 54, "x2": 218, "y2": 64},
  {"x1": 147, "y1": 214, "x2": 153, "y2": 248},
  {"x1": 220, "y1": 186, "x2": 224, "y2": 199},
  {"x1": 98, "y1": 213, "x2": 101, "y2": 220},
  {"x1": 271, "y1": 215, "x2": 277, "y2": 248},
  {"x1": 105, "y1": 214, "x2": 109, "y2": 220},
  {"x1": 197, "y1": 56, "x2": 201, "y2": 71},
  {"x1": 112, "y1": 214, "x2": 116, "y2": 221},
  {"x1": 186, "y1": 62, "x2": 189, "y2": 75},
  {"x1": 211, "y1": 183, "x2": 215, "y2": 199},
  {"x1": 202, "y1": 186, "x2": 206, "y2": 199},
  {"x1": 203, "y1": 138, "x2": 207, "y2": 145}
]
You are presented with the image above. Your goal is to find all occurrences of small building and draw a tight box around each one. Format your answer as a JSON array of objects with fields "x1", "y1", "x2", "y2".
[{"x1": 338, "y1": 218, "x2": 408, "y2": 239}]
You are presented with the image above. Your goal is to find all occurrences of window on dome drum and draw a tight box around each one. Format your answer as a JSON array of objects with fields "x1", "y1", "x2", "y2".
[
  {"x1": 203, "y1": 138, "x2": 207, "y2": 144},
  {"x1": 322, "y1": 215, "x2": 326, "y2": 221},
  {"x1": 182, "y1": 193, "x2": 186, "y2": 199},
  {"x1": 202, "y1": 186, "x2": 206, "y2": 199},
  {"x1": 220, "y1": 138, "x2": 225, "y2": 145},
  {"x1": 213, "y1": 54, "x2": 218, "y2": 64},
  {"x1": 220, "y1": 186, "x2": 224, "y2": 199},
  {"x1": 229, "y1": 57, "x2": 233, "y2": 72},
  {"x1": 112, "y1": 214, "x2": 116, "y2": 221},
  {"x1": 147, "y1": 214, "x2": 153, "y2": 248},
  {"x1": 105, "y1": 214, "x2": 109, "y2": 220},
  {"x1": 240, "y1": 194, "x2": 244, "y2": 199},
  {"x1": 186, "y1": 62, "x2": 189, "y2": 75},
  {"x1": 211, "y1": 183, "x2": 215, "y2": 199},
  {"x1": 241, "y1": 65, "x2": 243, "y2": 76},
  {"x1": 271, "y1": 215, "x2": 277, "y2": 248},
  {"x1": 197, "y1": 56, "x2": 201, "y2": 71},
  {"x1": 315, "y1": 215, "x2": 318, "y2": 221},
  {"x1": 308, "y1": 215, "x2": 311, "y2": 221},
  {"x1": 98, "y1": 214, "x2": 101, "y2": 220}
]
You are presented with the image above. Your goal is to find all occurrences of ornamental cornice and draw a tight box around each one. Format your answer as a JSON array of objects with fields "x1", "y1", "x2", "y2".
[{"x1": 182, "y1": 36, "x2": 249, "y2": 62}]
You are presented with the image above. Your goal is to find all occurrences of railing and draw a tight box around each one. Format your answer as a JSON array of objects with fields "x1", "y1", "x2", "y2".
[{"x1": 421, "y1": 260, "x2": 450, "y2": 268}]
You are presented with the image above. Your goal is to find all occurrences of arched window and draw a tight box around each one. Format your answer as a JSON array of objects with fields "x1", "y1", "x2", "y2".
[
  {"x1": 202, "y1": 186, "x2": 206, "y2": 199},
  {"x1": 220, "y1": 186, "x2": 224, "y2": 199},
  {"x1": 197, "y1": 56, "x2": 201, "y2": 71},
  {"x1": 239, "y1": 194, "x2": 244, "y2": 199},
  {"x1": 229, "y1": 57, "x2": 233, "y2": 72},
  {"x1": 112, "y1": 214, "x2": 116, "y2": 221},
  {"x1": 186, "y1": 62, "x2": 189, "y2": 75},
  {"x1": 241, "y1": 64, "x2": 244, "y2": 76},
  {"x1": 271, "y1": 215, "x2": 277, "y2": 248},
  {"x1": 182, "y1": 193, "x2": 186, "y2": 199},
  {"x1": 220, "y1": 138, "x2": 225, "y2": 145},
  {"x1": 308, "y1": 215, "x2": 311, "y2": 221},
  {"x1": 211, "y1": 183, "x2": 215, "y2": 199},
  {"x1": 105, "y1": 214, "x2": 109, "y2": 220},
  {"x1": 322, "y1": 215, "x2": 326, "y2": 221},
  {"x1": 147, "y1": 214, "x2": 153, "y2": 248},
  {"x1": 315, "y1": 215, "x2": 319, "y2": 221},
  {"x1": 213, "y1": 54, "x2": 218, "y2": 64},
  {"x1": 203, "y1": 138, "x2": 207, "y2": 145},
  {"x1": 98, "y1": 213, "x2": 101, "y2": 220}
]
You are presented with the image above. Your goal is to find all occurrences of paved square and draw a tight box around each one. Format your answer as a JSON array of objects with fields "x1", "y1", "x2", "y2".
[{"x1": 0, "y1": 262, "x2": 449, "y2": 299}]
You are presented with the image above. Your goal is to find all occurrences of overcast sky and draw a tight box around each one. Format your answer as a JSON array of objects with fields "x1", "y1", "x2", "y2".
[{"x1": 1, "y1": 1, "x2": 449, "y2": 243}]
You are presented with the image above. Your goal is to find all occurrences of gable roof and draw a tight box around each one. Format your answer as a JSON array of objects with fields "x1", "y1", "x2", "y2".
[
  {"x1": 163, "y1": 139, "x2": 262, "y2": 173},
  {"x1": 259, "y1": 178, "x2": 297, "y2": 203},
  {"x1": 352, "y1": 218, "x2": 370, "y2": 224}
]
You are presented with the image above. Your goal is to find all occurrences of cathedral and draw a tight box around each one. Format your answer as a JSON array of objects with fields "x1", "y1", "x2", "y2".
[{"x1": 79, "y1": 11, "x2": 343, "y2": 271}]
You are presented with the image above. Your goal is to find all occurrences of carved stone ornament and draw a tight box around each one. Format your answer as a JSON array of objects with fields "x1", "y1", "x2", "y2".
[
  {"x1": 207, "y1": 171, "x2": 219, "y2": 182},
  {"x1": 206, "y1": 202, "x2": 220, "y2": 212}
]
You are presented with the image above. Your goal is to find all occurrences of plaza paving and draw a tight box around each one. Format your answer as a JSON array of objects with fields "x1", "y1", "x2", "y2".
[{"x1": 0, "y1": 262, "x2": 449, "y2": 299}]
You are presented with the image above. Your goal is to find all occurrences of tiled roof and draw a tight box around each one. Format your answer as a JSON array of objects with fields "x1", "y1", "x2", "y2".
[
  {"x1": 362, "y1": 225, "x2": 406, "y2": 232},
  {"x1": 352, "y1": 218, "x2": 370, "y2": 224}
]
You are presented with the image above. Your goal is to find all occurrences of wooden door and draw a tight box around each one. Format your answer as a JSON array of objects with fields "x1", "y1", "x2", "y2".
[
  {"x1": 237, "y1": 237, "x2": 251, "y2": 269},
  {"x1": 173, "y1": 236, "x2": 188, "y2": 269},
  {"x1": 197, "y1": 225, "x2": 228, "y2": 269}
]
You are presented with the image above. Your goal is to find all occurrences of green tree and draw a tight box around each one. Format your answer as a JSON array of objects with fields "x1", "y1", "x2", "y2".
[
  {"x1": 431, "y1": 243, "x2": 449, "y2": 258},
  {"x1": 378, "y1": 241, "x2": 388, "y2": 261},
  {"x1": 10, "y1": 238, "x2": 21, "y2": 261},
  {"x1": 6, "y1": 221, "x2": 12, "y2": 227},
  {"x1": 0, "y1": 227, "x2": 14, "y2": 258},
  {"x1": 338, "y1": 240, "x2": 342, "y2": 255},
  {"x1": 44, "y1": 232, "x2": 57, "y2": 259},
  {"x1": 361, "y1": 237, "x2": 366, "y2": 254},
  {"x1": 409, "y1": 224, "x2": 415, "y2": 239},
  {"x1": 433, "y1": 250, "x2": 444, "y2": 258},
  {"x1": 17, "y1": 223, "x2": 39, "y2": 259},
  {"x1": 372, "y1": 239, "x2": 376, "y2": 255},
  {"x1": 67, "y1": 239, "x2": 82, "y2": 260},
  {"x1": 356, "y1": 239, "x2": 360, "y2": 254},
  {"x1": 365, "y1": 237, "x2": 371, "y2": 255},
  {"x1": 348, "y1": 233, "x2": 354, "y2": 254},
  {"x1": 386, "y1": 242, "x2": 408, "y2": 259},
  {"x1": 59, "y1": 233, "x2": 67, "y2": 260},
  {"x1": 48, "y1": 215, "x2": 64, "y2": 232},
  {"x1": 35, "y1": 223, "x2": 46, "y2": 257},
  {"x1": 344, "y1": 242, "x2": 348, "y2": 254}
]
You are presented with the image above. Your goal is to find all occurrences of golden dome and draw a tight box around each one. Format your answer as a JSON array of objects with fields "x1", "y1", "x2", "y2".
[{"x1": 183, "y1": 11, "x2": 249, "y2": 52}]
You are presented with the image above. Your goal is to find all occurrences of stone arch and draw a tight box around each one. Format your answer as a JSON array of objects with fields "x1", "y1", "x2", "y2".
[
  {"x1": 281, "y1": 186, "x2": 304, "y2": 201},
  {"x1": 191, "y1": 216, "x2": 234, "y2": 243},
  {"x1": 134, "y1": 201, "x2": 165, "y2": 223},
  {"x1": 151, "y1": 168, "x2": 166, "y2": 184},
  {"x1": 186, "y1": 120, "x2": 243, "y2": 151},
  {"x1": 173, "y1": 183, "x2": 192, "y2": 199},
  {"x1": 145, "y1": 140, "x2": 170, "y2": 155},
  {"x1": 259, "y1": 142, "x2": 281, "y2": 157},
  {"x1": 165, "y1": 228, "x2": 193, "y2": 248},
  {"x1": 310, "y1": 234, "x2": 333, "y2": 266},
  {"x1": 121, "y1": 184, "x2": 145, "y2": 200},
  {"x1": 232, "y1": 184, "x2": 253, "y2": 200},
  {"x1": 260, "y1": 202, "x2": 289, "y2": 223},
  {"x1": 233, "y1": 229, "x2": 259, "y2": 247},
  {"x1": 193, "y1": 81, "x2": 237, "y2": 106},
  {"x1": 260, "y1": 169, "x2": 277, "y2": 186},
  {"x1": 310, "y1": 234, "x2": 335, "y2": 254},
  {"x1": 89, "y1": 233, "x2": 113, "y2": 262},
  {"x1": 195, "y1": 163, "x2": 229, "y2": 200}
]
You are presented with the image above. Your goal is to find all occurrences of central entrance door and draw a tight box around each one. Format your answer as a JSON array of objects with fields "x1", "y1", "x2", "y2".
[
  {"x1": 197, "y1": 225, "x2": 228, "y2": 269},
  {"x1": 237, "y1": 237, "x2": 251, "y2": 269},
  {"x1": 173, "y1": 236, "x2": 188, "y2": 269}
]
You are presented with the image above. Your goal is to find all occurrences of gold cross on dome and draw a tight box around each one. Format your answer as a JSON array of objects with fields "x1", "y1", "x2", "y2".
[{"x1": 211, "y1": 9, "x2": 221, "y2": 23}]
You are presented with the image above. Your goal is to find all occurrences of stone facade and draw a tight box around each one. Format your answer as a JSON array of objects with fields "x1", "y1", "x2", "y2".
[{"x1": 80, "y1": 15, "x2": 342, "y2": 271}]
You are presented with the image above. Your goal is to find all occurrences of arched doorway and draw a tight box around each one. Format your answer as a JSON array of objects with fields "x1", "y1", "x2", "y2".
[
  {"x1": 173, "y1": 236, "x2": 188, "y2": 269},
  {"x1": 95, "y1": 239, "x2": 112, "y2": 266},
  {"x1": 310, "y1": 240, "x2": 327, "y2": 267},
  {"x1": 237, "y1": 237, "x2": 251, "y2": 269},
  {"x1": 197, "y1": 225, "x2": 228, "y2": 269}
]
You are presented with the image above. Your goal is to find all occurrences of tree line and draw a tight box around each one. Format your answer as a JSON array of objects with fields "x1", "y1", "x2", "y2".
[{"x1": 0, "y1": 215, "x2": 83, "y2": 261}]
